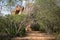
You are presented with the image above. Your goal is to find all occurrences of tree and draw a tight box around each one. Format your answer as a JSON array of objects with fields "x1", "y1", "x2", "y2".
[{"x1": 30, "y1": 0, "x2": 60, "y2": 33}]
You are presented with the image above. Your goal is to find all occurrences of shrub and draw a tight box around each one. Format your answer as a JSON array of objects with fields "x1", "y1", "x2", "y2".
[
  {"x1": 31, "y1": 0, "x2": 60, "y2": 34},
  {"x1": 0, "y1": 14, "x2": 27, "y2": 38}
]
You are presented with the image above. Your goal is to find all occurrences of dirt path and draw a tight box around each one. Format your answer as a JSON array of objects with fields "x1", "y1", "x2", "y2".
[{"x1": 12, "y1": 31, "x2": 55, "y2": 40}]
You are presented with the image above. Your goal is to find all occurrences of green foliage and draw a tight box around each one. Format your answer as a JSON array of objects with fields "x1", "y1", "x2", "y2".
[
  {"x1": 0, "y1": 14, "x2": 26, "y2": 38},
  {"x1": 30, "y1": 0, "x2": 60, "y2": 34}
]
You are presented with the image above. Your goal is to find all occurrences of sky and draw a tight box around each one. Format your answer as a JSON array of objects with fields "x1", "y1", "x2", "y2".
[
  {"x1": 0, "y1": 0, "x2": 60, "y2": 16},
  {"x1": 0, "y1": 0, "x2": 35, "y2": 16},
  {"x1": 0, "y1": 0, "x2": 22, "y2": 16}
]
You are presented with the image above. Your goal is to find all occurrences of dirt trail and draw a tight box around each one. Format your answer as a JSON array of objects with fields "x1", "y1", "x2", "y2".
[{"x1": 12, "y1": 31, "x2": 55, "y2": 40}]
